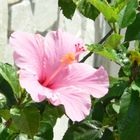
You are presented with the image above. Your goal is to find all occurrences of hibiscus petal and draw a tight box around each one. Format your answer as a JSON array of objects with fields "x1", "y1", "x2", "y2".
[
  {"x1": 10, "y1": 32, "x2": 46, "y2": 81},
  {"x1": 51, "y1": 86, "x2": 91, "y2": 122},
  {"x1": 52, "y1": 63, "x2": 109, "y2": 98},
  {"x1": 44, "y1": 30, "x2": 84, "y2": 77},
  {"x1": 19, "y1": 70, "x2": 52, "y2": 102}
]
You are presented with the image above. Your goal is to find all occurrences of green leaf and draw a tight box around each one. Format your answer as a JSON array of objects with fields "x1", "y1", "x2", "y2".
[
  {"x1": 131, "y1": 80, "x2": 140, "y2": 92},
  {"x1": 104, "y1": 34, "x2": 123, "y2": 49},
  {"x1": 0, "y1": 63, "x2": 21, "y2": 98},
  {"x1": 0, "y1": 76, "x2": 17, "y2": 107},
  {"x1": 120, "y1": 90, "x2": 132, "y2": 111},
  {"x1": 0, "y1": 124, "x2": 18, "y2": 140},
  {"x1": 117, "y1": 0, "x2": 138, "y2": 28},
  {"x1": 63, "y1": 120, "x2": 103, "y2": 140},
  {"x1": 58, "y1": 0, "x2": 76, "y2": 19},
  {"x1": 10, "y1": 106, "x2": 40, "y2": 138},
  {"x1": 101, "y1": 79, "x2": 128, "y2": 103},
  {"x1": 118, "y1": 63, "x2": 132, "y2": 77},
  {"x1": 92, "y1": 102, "x2": 104, "y2": 122},
  {"x1": 101, "y1": 128, "x2": 115, "y2": 140},
  {"x1": 42, "y1": 104, "x2": 64, "y2": 127},
  {"x1": 37, "y1": 104, "x2": 64, "y2": 140},
  {"x1": 0, "y1": 94, "x2": 6, "y2": 109},
  {"x1": 114, "y1": 0, "x2": 131, "y2": 13},
  {"x1": 104, "y1": 103, "x2": 118, "y2": 126},
  {"x1": 125, "y1": 13, "x2": 140, "y2": 41},
  {"x1": 88, "y1": 44, "x2": 120, "y2": 63},
  {"x1": 112, "y1": 103, "x2": 120, "y2": 114},
  {"x1": 89, "y1": 0, "x2": 118, "y2": 22},
  {"x1": 118, "y1": 90, "x2": 140, "y2": 140},
  {"x1": 37, "y1": 123, "x2": 53, "y2": 140},
  {"x1": 76, "y1": 0, "x2": 99, "y2": 20},
  {"x1": 0, "y1": 124, "x2": 9, "y2": 140},
  {"x1": 0, "y1": 109, "x2": 11, "y2": 120}
]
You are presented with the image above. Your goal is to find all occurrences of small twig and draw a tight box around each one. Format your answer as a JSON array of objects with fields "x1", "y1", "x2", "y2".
[
  {"x1": 98, "y1": 29, "x2": 114, "y2": 44},
  {"x1": 80, "y1": 29, "x2": 113, "y2": 62}
]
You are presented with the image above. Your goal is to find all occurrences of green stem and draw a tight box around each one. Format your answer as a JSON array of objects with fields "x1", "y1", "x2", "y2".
[
  {"x1": 113, "y1": 22, "x2": 117, "y2": 33},
  {"x1": 104, "y1": 0, "x2": 110, "y2": 7}
]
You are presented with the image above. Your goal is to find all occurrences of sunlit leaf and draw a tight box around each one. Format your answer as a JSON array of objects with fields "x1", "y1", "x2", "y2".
[
  {"x1": 114, "y1": 0, "x2": 131, "y2": 13},
  {"x1": 117, "y1": 0, "x2": 138, "y2": 28},
  {"x1": 88, "y1": 44, "x2": 120, "y2": 63},
  {"x1": 104, "y1": 34, "x2": 123, "y2": 49},
  {"x1": 89, "y1": 0, "x2": 118, "y2": 22}
]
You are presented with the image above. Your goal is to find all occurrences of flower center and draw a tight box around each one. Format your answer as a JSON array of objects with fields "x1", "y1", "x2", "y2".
[
  {"x1": 42, "y1": 53, "x2": 76, "y2": 87},
  {"x1": 60, "y1": 52, "x2": 76, "y2": 64}
]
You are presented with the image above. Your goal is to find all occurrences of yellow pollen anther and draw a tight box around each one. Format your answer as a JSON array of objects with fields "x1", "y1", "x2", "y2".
[{"x1": 61, "y1": 53, "x2": 76, "y2": 64}]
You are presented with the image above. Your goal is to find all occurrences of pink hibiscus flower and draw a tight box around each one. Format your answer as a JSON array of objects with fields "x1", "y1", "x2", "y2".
[{"x1": 10, "y1": 30, "x2": 109, "y2": 122}]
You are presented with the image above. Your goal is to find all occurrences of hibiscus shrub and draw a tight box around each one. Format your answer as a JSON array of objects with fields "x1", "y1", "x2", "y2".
[{"x1": 0, "y1": 0, "x2": 140, "y2": 140}]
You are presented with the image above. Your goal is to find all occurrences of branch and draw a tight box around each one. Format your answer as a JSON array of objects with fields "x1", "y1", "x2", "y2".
[{"x1": 80, "y1": 29, "x2": 113, "y2": 62}]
